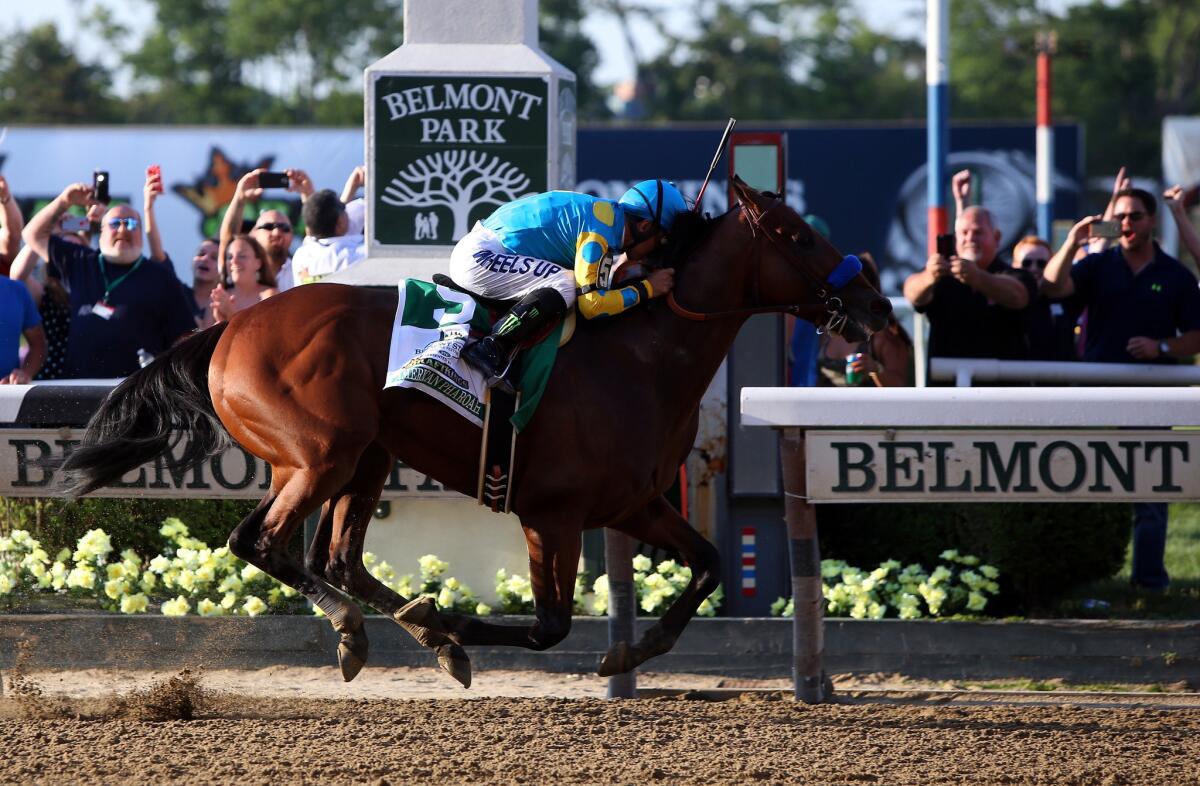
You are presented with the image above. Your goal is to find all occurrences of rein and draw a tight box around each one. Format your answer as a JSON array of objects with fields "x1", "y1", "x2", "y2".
[{"x1": 666, "y1": 199, "x2": 862, "y2": 333}]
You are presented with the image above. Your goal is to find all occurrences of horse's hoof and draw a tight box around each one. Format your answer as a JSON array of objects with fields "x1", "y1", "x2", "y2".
[
  {"x1": 436, "y1": 643, "x2": 472, "y2": 689},
  {"x1": 394, "y1": 596, "x2": 454, "y2": 649},
  {"x1": 597, "y1": 640, "x2": 635, "y2": 677},
  {"x1": 337, "y1": 627, "x2": 368, "y2": 682}
]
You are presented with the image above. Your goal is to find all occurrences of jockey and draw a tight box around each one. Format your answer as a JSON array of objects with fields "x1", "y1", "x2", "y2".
[{"x1": 450, "y1": 179, "x2": 686, "y2": 381}]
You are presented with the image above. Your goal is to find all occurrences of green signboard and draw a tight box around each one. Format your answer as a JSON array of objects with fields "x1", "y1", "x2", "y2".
[{"x1": 373, "y1": 75, "x2": 550, "y2": 246}]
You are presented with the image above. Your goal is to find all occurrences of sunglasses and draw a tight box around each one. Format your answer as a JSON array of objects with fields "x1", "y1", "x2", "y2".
[
  {"x1": 1113, "y1": 212, "x2": 1146, "y2": 223},
  {"x1": 105, "y1": 217, "x2": 141, "y2": 231},
  {"x1": 1020, "y1": 257, "x2": 1049, "y2": 269},
  {"x1": 256, "y1": 222, "x2": 292, "y2": 232}
]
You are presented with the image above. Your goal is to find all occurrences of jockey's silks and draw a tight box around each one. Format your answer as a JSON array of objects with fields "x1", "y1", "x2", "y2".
[{"x1": 482, "y1": 191, "x2": 651, "y2": 319}]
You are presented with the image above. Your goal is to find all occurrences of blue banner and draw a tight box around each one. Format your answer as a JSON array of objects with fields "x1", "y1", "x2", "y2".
[{"x1": 578, "y1": 124, "x2": 1082, "y2": 294}]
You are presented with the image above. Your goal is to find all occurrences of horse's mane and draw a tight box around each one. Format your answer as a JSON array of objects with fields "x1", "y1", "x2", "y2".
[{"x1": 657, "y1": 209, "x2": 721, "y2": 271}]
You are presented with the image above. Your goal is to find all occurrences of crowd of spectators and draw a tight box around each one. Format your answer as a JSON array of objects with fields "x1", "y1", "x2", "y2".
[
  {"x1": 903, "y1": 168, "x2": 1200, "y2": 377},
  {"x1": 0, "y1": 163, "x2": 368, "y2": 380}
]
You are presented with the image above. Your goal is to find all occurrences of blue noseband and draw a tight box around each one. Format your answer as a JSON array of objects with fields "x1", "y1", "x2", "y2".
[{"x1": 827, "y1": 254, "x2": 862, "y2": 291}]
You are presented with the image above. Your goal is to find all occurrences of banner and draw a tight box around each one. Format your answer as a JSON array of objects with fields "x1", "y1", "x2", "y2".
[
  {"x1": 0, "y1": 428, "x2": 460, "y2": 500},
  {"x1": 805, "y1": 429, "x2": 1199, "y2": 502}
]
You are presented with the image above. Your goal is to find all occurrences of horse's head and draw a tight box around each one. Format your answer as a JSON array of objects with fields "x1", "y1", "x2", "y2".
[{"x1": 669, "y1": 176, "x2": 892, "y2": 343}]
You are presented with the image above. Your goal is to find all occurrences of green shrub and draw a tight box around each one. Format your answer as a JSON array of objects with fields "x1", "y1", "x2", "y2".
[
  {"x1": 817, "y1": 503, "x2": 1131, "y2": 612},
  {"x1": 0, "y1": 497, "x2": 255, "y2": 558}
]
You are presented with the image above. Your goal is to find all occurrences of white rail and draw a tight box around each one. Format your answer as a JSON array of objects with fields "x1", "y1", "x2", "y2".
[
  {"x1": 929, "y1": 357, "x2": 1200, "y2": 387},
  {"x1": 739, "y1": 386, "x2": 1200, "y2": 428}
]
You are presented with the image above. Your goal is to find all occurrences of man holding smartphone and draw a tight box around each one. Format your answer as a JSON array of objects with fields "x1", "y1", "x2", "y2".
[
  {"x1": 1041, "y1": 187, "x2": 1200, "y2": 593},
  {"x1": 902, "y1": 205, "x2": 1036, "y2": 368},
  {"x1": 21, "y1": 180, "x2": 195, "y2": 378}
]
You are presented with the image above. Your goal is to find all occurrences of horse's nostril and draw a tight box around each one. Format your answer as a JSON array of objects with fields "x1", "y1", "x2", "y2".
[{"x1": 870, "y1": 297, "x2": 893, "y2": 316}]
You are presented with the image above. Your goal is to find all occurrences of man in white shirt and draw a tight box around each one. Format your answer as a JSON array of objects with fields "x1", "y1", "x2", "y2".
[{"x1": 290, "y1": 189, "x2": 367, "y2": 286}]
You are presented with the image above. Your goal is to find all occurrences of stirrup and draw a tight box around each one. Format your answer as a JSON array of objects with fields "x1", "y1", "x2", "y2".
[{"x1": 485, "y1": 356, "x2": 517, "y2": 395}]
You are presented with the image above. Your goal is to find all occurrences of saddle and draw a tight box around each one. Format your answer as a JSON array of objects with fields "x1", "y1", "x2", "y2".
[
  {"x1": 430, "y1": 274, "x2": 574, "y2": 514},
  {"x1": 432, "y1": 274, "x2": 577, "y2": 349}
]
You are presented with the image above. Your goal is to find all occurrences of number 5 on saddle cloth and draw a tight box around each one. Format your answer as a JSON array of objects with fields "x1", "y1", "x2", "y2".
[{"x1": 384, "y1": 277, "x2": 576, "y2": 513}]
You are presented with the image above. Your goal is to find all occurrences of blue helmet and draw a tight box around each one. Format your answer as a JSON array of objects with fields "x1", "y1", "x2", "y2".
[{"x1": 618, "y1": 179, "x2": 689, "y2": 232}]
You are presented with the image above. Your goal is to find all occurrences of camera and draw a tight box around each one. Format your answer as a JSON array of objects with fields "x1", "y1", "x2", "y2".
[
  {"x1": 1089, "y1": 220, "x2": 1121, "y2": 239},
  {"x1": 936, "y1": 233, "x2": 956, "y2": 258},
  {"x1": 258, "y1": 171, "x2": 290, "y2": 189},
  {"x1": 93, "y1": 170, "x2": 110, "y2": 203}
]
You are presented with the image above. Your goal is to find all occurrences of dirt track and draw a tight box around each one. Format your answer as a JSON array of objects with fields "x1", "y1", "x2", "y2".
[{"x1": 2, "y1": 668, "x2": 1199, "y2": 785}]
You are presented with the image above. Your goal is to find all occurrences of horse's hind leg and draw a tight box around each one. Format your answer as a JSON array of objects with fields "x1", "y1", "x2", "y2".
[
  {"x1": 306, "y1": 442, "x2": 472, "y2": 687},
  {"x1": 228, "y1": 464, "x2": 369, "y2": 682},
  {"x1": 439, "y1": 519, "x2": 582, "y2": 652},
  {"x1": 598, "y1": 496, "x2": 721, "y2": 676}
]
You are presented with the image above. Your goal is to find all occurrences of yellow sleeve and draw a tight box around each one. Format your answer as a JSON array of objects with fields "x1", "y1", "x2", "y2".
[{"x1": 573, "y1": 231, "x2": 650, "y2": 319}]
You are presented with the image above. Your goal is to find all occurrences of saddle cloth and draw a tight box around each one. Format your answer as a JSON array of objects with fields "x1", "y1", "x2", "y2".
[{"x1": 384, "y1": 278, "x2": 569, "y2": 431}]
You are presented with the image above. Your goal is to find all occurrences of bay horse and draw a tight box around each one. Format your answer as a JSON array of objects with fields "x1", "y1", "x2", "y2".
[{"x1": 62, "y1": 177, "x2": 891, "y2": 686}]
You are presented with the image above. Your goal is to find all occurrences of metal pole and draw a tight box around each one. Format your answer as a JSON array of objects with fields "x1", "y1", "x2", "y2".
[
  {"x1": 604, "y1": 528, "x2": 637, "y2": 699},
  {"x1": 1036, "y1": 36, "x2": 1054, "y2": 240},
  {"x1": 780, "y1": 428, "x2": 826, "y2": 703},
  {"x1": 926, "y1": 0, "x2": 950, "y2": 255}
]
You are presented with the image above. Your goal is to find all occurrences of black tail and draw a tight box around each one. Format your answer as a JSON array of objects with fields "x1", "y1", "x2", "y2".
[{"x1": 61, "y1": 323, "x2": 232, "y2": 497}]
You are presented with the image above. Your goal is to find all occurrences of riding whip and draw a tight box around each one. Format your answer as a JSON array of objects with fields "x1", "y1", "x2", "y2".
[{"x1": 692, "y1": 117, "x2": 736, "y2": 213}]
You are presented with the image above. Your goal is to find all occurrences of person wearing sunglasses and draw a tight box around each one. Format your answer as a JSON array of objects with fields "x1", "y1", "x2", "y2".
[
  {"x1": 1014, "y1": 235, "x2": 1078, "y2": 362},
  {"x1": 21, "y1": 181, "x2": 195, "y2": 379},
  {"x1": 219, "y1": 167, "x2": 314, "y2": 293},
  {"x1": 1042, "y1": 186, "x2": 1200, "y2": 593}
]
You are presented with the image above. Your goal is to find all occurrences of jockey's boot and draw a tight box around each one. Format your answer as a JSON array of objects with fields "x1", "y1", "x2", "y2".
[{"x1": 464, "y1": 288, "x2": 567, "y2": 387}]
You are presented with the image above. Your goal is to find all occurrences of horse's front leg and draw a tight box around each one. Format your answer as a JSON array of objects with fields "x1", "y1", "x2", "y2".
[
  {"x1": 440, "y1": 520, "x2": 582, "y2": 651},
  {"x1": 598, "y1": 496, "x2": 721, "y2": 676},
  {"x1": 307, "y1": 442, "x2": 472, "y2": 687}
]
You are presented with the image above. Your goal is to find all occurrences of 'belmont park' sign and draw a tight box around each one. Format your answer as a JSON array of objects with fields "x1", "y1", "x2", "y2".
[
  {"x1": 373, "y1": 75, "x2": 554, "y2": 246},
  {"x1": 806, "y1": 430, "x2": 1200, "y2": 502},
  {"x1": 0, "y1": 429, "x2": 458, "y2": 500}
]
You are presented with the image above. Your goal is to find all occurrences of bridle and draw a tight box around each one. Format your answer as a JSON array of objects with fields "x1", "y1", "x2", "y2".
[{"x1": 666, "y1": 197, "x2": 863, "y2": 334}]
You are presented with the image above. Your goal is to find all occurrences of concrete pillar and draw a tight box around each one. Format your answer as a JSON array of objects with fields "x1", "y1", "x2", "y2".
[{"x1": 330, "y1": 0, "x2": 577, "y2": 285}]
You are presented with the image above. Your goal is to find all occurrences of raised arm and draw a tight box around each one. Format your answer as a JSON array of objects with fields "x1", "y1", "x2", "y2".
[
  {"x1": 22, "y1": 183, "x2": 93, "y2": 261},
  {"x1": 341, "y1": 166, "x2": 365, "y2": 204},
  {"x1": 7, "y1": 244, "x2": 40, "y2": 283},
  {"x1": 1164, "y1": 185, "x2": 1200, "y2": 264},
  {"x1": 951, "y1": 169, "x2": 971, "y2": 217},
  {"x1": 1042, "y1": 215, "x2": 1100, "y2": 299},
  {"x1": 0, "y1": 175, "x2": 24, "y2": 269},
  {"x1": 286, "y1": 168, "x2": 316, "y2": 202},
  {"x1": 143, "y1": 166, "x2": 167, "y2": 263}
]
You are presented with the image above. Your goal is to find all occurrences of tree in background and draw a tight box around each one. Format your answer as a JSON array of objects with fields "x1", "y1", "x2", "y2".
[
  {"x1": 541, "y1": 0, "x2": 609, "y2": 119},
  {"x1": 1, "y1": 0, "x2": 1199, "y2": 180},
  {"x1": 0, "y1": 24, "x2": 119, "y2": 123}
]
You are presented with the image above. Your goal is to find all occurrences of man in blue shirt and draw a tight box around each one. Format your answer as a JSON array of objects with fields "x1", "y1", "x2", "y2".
[
  {"x1": 0, "y1": 278, "x2": 45, "y2": 383},
  {"x1": 1043, "y1": 187, "x2": 1200, "y2": 591},
  {"x1": 23, "y1": 182, "x2": 195, "y2": 378}
]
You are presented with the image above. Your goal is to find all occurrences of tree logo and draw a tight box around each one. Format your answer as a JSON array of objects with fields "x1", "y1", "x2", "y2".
[{"x1": 380, "y1": 150, "x2": 531, "y2": 240}]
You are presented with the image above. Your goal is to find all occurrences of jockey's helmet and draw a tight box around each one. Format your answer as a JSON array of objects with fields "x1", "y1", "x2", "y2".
[{"x1": 618, "y1": 180, "x2": 689, "y2": 233}]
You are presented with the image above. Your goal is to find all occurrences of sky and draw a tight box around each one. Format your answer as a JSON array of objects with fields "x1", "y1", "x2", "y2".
[{"x1": 5, "y1": 0, "x2": 1098, "y2": 94}]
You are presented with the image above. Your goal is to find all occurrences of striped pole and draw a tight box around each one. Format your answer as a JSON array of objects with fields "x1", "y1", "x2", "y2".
[
  {"x1": 1036, "y1": 38, "x2": 1054, "y2": 240},
  {"x1": 926, "y1": 0, "x2": 950, "y2": 255}
]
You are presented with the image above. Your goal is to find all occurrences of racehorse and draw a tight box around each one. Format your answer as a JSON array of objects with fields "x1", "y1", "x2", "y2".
[{"x1": 62, "y1": 177, "x2": 892, "y2": 687}]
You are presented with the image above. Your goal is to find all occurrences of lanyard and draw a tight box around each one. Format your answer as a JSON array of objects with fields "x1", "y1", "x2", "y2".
[{"x1": 97, "y1": 254, "x2": 144, "y2": 302}]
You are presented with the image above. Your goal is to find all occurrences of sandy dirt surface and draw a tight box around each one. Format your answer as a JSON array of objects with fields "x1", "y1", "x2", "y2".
[{"x1": 2, "y1": 666, "x2": 1199, "y2": 785}]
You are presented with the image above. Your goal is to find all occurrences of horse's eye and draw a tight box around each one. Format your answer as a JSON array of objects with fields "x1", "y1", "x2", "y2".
[{"x1": 791, "y1": 227, "x2": 815, "y2": 248}]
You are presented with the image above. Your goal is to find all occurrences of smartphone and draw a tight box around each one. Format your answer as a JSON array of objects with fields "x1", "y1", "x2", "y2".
[
  {"x1": 936, "y1": 233, "x2": 956, "y2": 258},
  {"x1": 61, "y1": 214, "x2": 90, "y2": 233},
  {"x1": 258, "y1": 171, "x2": 290, "y2": 189},
  {"x1": 1090, "y1": 220, "x2": 1121, "y2": 239},
  {"x1": 147, "y1": 164, "x2": 163, "y2": 193},
  {"x1": 93, "y1": 170, "x2": 110, "y2": 203}
]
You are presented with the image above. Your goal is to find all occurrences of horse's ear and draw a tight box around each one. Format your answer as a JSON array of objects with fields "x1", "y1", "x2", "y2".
[{"x1": 731, "y1": 174, "x2": 764, "y2": 220}]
